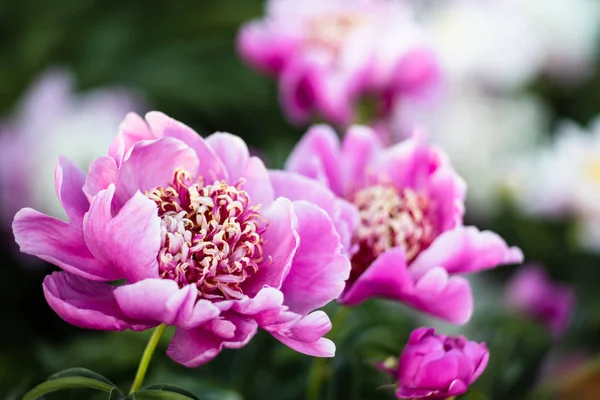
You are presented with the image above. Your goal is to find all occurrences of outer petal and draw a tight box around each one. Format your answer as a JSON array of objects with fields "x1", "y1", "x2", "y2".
[
  {"x1": 83, "y1": 185, "x2": 161, "y2": 283},
  {"x1": 340, "y1": 125, "x2": 382, "y2": 196},
  {"x1": 205, "y1": 133, "x2": 274, "y2": 207},
  {"x1": 13, "y1": 208, "x2": 118, "y2": 281},
  {"x1": 232, "y1": 287, "x2": 299, "y2": 330},
  {"x1": 114, "y1": 279, "x2": 221, "y2": 328},
  {"x1": 280, "y1": 201, "x2": 350, "y2": 314},
  {"x1": 83, "y1": 156, "x2": 118, "y2": 199},
  {"x1": 271, "y1": 311, "x2": 335, "y2": 357},
  {"x1": 410, "y1": 226, "x2": 524, "y2": 278},
  {"x1": 43, "y1": 271, "x2": 148, "y2": 331},
  {"x1": 242, "y1": 198, "x2": 299, "y2": 295},
  {"x1": 167, "y1": 314, "x2": 258, "y2": 367},
  {"x1": 54, "y1": 156, "x2": 88, "y2": 224},
  {"x1": 145, "y1": 112, "x2": 227, "y2": 181},
  {"x1": 285, "y1": 124, "x2": 343, "y2": 196},
  {"x1": 108, "y1": 112, "x2": 155, "y2": 164},
  {"x1": 340, "y1": 248, "x2": 413, "y2": 306}
]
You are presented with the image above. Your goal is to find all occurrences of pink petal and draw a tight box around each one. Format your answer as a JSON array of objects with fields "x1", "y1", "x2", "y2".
[
  {"x1": 167, "y1": 314, "x2": 258, "y2": 367},
  {"x1": 108, "y1": 112, "x2": 155, "y2": 164},
  {"x1": 425, "y1": 166, "x2": 466, "y2": 232},
  {"x1": 232, "y1": 287, "x2": 299, "y2": 330},
  {"x1": 43, "y1": 271, "x2": 149, "y2": 331},
  {"x1": 272, "y1": 333, "x2": 335, "y2": 358},
  {"x1": 339, "y1": 125, "x2": 382, "y2": 196},
  {"x1": 285, "y1": 124, "x2": 343, "y2": 196},
  {"x1": 13, "y1": 208, "x2": 118, "y2": 281},
  {"x1": 280, "y1": 201, "x2": 350, "y2": 314},
  {"x1": 410, "y1": 226, "x2": 524, "y2": 278},
  {"x1": 205, "y1": 133, "x2": 274, "y2": 207},
  {"x1": 54, "y1": 156, "x2": 88, "y2": 224},
  {"x1": 145, "y1": 112, "x2": 227, "y2": 181},
  {"x1": 83, "y1": 185, "x2": 160, "y2": 283},
  {"x1": 114, "y1": 279, "x2": 221, "y2": 328},
  {"x1": 242, "y1": 198, "x2": 299, "y2": 295},
  {"x1": 83, "y1": 156, "x2": 118, "y2": 199},
  {"x1": 340, "y1": 248, "x2": 413, "y2": 306}
]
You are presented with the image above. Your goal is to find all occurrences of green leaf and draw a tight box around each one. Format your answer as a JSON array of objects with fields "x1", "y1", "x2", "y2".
[
  {"x1": 22, "y1": 367, "x2": 123, "y2": 400},
  {"x1": 140, "y1": 384, "x2": 199, "y2": 399},
  {"x1": 134, "y1": 390, "x2": 197, "y2": 400}
]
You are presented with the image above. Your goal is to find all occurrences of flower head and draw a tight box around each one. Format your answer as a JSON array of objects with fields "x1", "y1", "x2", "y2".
[
  {"x1": 505, "y1": 264, "x2": 575, "y2": 336},
  {"x1": 12, "y1": 112, "x2": 350, "y2": 367},
  {"x1": 237, "y1": 0, "x2": 439, "y2": 126},
  {"x1": 279, "y1": 125, "x2": 522, "y2": 324},
  {"x1": 0, "y1": 68, "x2": 143, "y2": 228},
  {"x1": 384, "y1": 327, "x2": 489, "y2": 399}
]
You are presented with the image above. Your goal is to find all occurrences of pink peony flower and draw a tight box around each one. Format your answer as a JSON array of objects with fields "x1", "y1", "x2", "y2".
[
  {"x1": 384, "y1": 327, "x2": 489, "y2": 399},
  {"x1": 279, "y1": 125, "x2": 523, "y2": 324},
  {"x1": 237, "y1": 0, "x2": 440, "y2": 126},
  {"x1": 12, "y1": 112, "x2": 350, "y2": 367},
  {"x1": 505, "y1": 264, "x2": 575, "y2": 337}
]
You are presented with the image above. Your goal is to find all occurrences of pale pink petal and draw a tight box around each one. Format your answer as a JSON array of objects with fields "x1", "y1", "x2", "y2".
[
  {"x1": 340, "y1": 248, "x2": 413, "y2": 306},
  {"x1": 83, "y1": 185, "x2": 160, "y2": 283},
  {"x1": 272, "y1": 334, "x2": 335, "y2": 358},
  {"x1": 285, "y1": 124, "x2": 343, "y2": 195},
  {"x1": 54, "y1": 156, "x2": 88, "y2": 224},
  {"x1": 232, "y1": 287, "x2": 298, "y2": 329},
  {"x1": 145, "y1": 112, "x2": 227, "y2": 181},
  {"x1": 167, "y1": 314, "x2": 258, "y2": 367},
  {"x1": 114, "y1": 279, "x2": 221, "y2": 328},
  {"x1": 83, "y1": 156, "x2": 118, "y2": 199},
  {"x1": 280, "y1": 201, "x2": 350, "y2": 314},
  {"x1": 13, "y1": 208, "x2": 118, "y2": 281},
  {"x1": 410, "y1": 226, "x2": 524, "y2": 278},
  {"x1": 108, "y1": 112, "x2": 155, "y2": 164},
  {"x1": 425, "y1": 166, "x2": 466, "y2": 232},
  {"x1": 43, "y1": 271, "x2": 149, "y2": 331},
  {"x1": 242, "y1": 198, "x2": 299, "y2": 295}
]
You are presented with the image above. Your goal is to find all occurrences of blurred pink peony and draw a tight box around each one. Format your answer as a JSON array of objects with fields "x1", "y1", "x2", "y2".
[
  {"x1": 384, "y1": 327, "x2": 489, "y2": 399},
  {"x1": 505, "y1": 264, "x2": 575, "y2": 336},
  {"x1": 0, "y1": 69, "x2": 143, "y2": 228},
  {"x1": 237, "y1": 0, "x2": 440, "y2": 126},
  {"x1": 12, "y1": 112, "x2": 350, "y2": 367},
  {"x1": 281, "y1": 125, "x2": 522, "y2": 324}
]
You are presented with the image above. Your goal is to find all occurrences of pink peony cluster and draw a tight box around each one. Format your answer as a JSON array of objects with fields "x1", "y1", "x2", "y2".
[
  {"x1": 13, "y1": 112, "x2": 351, "y2": 367},
  {"x1": 237, "y1": 0, "x2": 439, "y2": 126},
  {"x1": 282, "y1": 125, "x2": 523, "y2": 324},
  {"x1": 383, "y1": 327, "x2": 489, "y2": 399}
]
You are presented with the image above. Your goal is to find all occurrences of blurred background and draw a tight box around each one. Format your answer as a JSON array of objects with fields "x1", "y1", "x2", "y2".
[{"x1": 2, "y1": 0, "x2": 600, "y2": 399}]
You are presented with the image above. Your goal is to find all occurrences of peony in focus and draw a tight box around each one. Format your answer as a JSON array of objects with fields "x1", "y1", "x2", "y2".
[
  {"x1": 278, "y1": 125, "x2": 522, "y2": 324},
  {"x1": 12, "y1": 112, "x2": 350, "y2": 367},
  {"x1": 237, "y1": 0, "x2": 439, "y2": 126},
  {"x1": 383, "y1": 327, "x2": 489, "y2": 399},
  {"x1": 505, "y1": 264, "x2": 575, "y2": 336},
  {"x1": 0, "y1": 68, "x2": 143, "y2": 227}
]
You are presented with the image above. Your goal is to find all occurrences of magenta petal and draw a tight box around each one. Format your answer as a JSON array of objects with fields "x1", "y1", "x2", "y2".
[
  {"x1": 13, "y1": 208, "x2": 118, "y2": 281},
  {"x1": 205, "y1": 133, "x2": 274, "y2": 207},
  {"x1": 425, "y1": 166, "x2": 466, "y2": 232},
  {"x1": 83, "y1": 186, "x2": 160, "y2": 283},
  {"x1": 54, "y1": 156, "x2": 88, "y2": 224},
  {"x1": 243, "y1": 198, "x2": 299, "y2": 295},
  {"x1": 145, "y1": 112, "x2": 227, "y2": 181},
  {"x1": 43, "y1": 271, "x2": 147, "y2": 331},
  {"x1": 409, "y1": 267, "x2": 474, "y2": 324},
  {"x1": 286, "y1": 310, "x2": 332, "y2": 343},
  {"x1": 114, "y1": 280, "x2": 220, "y2": 328},
  {"x1": 410, "y1": 226, "x2": 524, "y2": 278},
  {"x1": 280, "y1": 201, "x2": 350, "y2": 314},
  {"x1": 167, "y1": 315, "x2": 258, "y2": 367},
  {"x1": 285, "y1": 124, "x2": 343, "y2": 196},
  {"x1": 340, "y1": 248, "x2": 413, "y2": 306},
  {"x1": 272, "y1": 333, "x2": 335, "y2": 358},
  {"x1": 339, "y1": 125, "x2": 382, "y2": 196}
]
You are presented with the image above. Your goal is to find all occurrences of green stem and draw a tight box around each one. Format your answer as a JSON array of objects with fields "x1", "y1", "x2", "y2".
[
  {"x1": 129, "y1": 323, "x2": 167, "y2": 394},
  {"x1": 306, "y1": 307, "x2": 350, "y2": 400}
]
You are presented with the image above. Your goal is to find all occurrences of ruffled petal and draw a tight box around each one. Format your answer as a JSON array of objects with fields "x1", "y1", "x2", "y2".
[
  {"x1": 83, "y1": 185, "x2": 161, "y2": 283},
  {"x1": 285, "y1": 124, "x2": 343, "y2": 195},
  {"x1": 13, "y1": 208, "x2": 118, "y2": 281},
  {"x1": 145, "y1": 112, "x2": 227, "y2": 181},
  {"x1": 43, "y1": 271, "x2": 148, "y2": 331},
  {"x1": 232, "y1": 287, "x2": 299, "y2": 330},
  {"x1": 114, "y1": 279, "x2": 221, "y2": 328},
  {"x1": 410, "y1": 226, "x2": 524, "y2": 278},
  {"x1": 54, "y1": 156, "x2": 88, "y2": 224},
  {"x1": 272, "y1": 312, "x2": 335, "y2": 358},
  {"x1": 280, "y1": 201, "x2": 350, "y2": 314},
  {"x1": 205, "y1": 133, "x2": 274, "y2": 207},
  {"x1": 108, "y1": 112, "x2": 155, "y2": 165},
  {"x1": 167, "y1": 314, "x2": 258, "y2": 367},
  {"x1": 83, "y1": 156, "x2": 118, "y2": 199},
  {"x1": 340, "y1": 125, "x2": 382, "y2": 196},
  {"x1": 340, "y1": 248, "x2": 413, "y2": 306},
  {"x1": 242, "y1": 198, "x2": 299, "y2": 295}
]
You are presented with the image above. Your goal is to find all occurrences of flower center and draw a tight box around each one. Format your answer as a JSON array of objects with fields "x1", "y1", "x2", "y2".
[
  {"x1": 350, "y1": 185, "x2": 436, "y2": 278},
  {"x1": 307, "y1": 13, "x2": 362, "y2": 53},
  {"x1": 146, "y1": 169, "x2": 265, "y2": 300}
]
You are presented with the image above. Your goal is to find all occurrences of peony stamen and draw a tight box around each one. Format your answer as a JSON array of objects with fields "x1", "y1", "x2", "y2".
[{"x1": 146, "y1": 169, "x2": 265, "y2": 300}]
